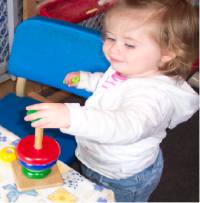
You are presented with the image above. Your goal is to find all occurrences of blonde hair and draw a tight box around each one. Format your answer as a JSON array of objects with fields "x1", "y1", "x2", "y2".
[{"x1": 104, "y1": 0, "x2": 199, "y2": 79}]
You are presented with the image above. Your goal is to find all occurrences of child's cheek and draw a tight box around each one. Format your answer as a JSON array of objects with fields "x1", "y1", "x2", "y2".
[{"x1": 102, "y1": 43, "x2": 111, "y2": 61}]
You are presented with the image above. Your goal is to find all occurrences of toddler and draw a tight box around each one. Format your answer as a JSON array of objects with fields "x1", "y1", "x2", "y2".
[{"x1": 25, "y1": 0, "x2": 199, "y2": 201}]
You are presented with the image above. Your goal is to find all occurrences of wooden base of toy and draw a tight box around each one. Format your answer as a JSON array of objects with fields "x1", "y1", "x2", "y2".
[{"x1": 12, "y1": 160, "x2": 64, "y2": 191}]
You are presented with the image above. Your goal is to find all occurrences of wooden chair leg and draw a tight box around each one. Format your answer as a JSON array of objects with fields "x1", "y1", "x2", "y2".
[{"x1": 16, "y1": 77, "x2": 26, "y2": 97}]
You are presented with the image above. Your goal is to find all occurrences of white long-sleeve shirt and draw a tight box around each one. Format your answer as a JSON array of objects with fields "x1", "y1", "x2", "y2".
[{"x1": 61, "y1": 66, "x2": 199, "y2": 179}]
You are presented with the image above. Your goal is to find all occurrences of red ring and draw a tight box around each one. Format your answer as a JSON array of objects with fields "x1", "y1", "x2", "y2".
[{"x1": 16, "y1": 135, "x2": 60, "y2": 165}]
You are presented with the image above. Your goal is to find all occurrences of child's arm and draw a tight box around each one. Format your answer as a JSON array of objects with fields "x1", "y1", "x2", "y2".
[
  {"x1": 24, "y1": 87, "x2": 171, "y2": 144},
  {"x1": 64, "y1": 71, "x2": 104, "y2": 92},
  {"x1": 59, "y1": 89, "x2": 175, "y2": 144},
  {"x1": 24, "y1": 85, "x2": 199, "y2": 144}
]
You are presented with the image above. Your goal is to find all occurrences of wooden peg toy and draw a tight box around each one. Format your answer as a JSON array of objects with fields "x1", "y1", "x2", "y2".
[{"x1": 11, "y1": 109, "x2": 64, "y2": 191}]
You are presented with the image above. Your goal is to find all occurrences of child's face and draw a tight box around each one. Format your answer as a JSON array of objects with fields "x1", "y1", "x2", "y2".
[{"x1": 103, "y1": 8, "x2": 165, "y2": 78}]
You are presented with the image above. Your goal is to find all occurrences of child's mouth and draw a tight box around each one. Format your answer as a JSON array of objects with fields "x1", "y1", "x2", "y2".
[{"x1": 110, "y1": 57, "x2": 124, "y2": 64}]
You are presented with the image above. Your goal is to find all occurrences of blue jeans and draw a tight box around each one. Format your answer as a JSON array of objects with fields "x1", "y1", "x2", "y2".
[{"x1": 81, "y1": 149, "x2": 163, "y2": 202}]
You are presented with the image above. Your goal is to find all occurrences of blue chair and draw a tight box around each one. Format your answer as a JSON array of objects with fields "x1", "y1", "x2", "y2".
[{"x1": 0, "y1": 16, "x2": 109, "y2": 164}]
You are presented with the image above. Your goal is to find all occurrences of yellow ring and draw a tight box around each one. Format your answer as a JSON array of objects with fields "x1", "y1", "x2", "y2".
[{"x1": 0, "y1": 146, "x2": 17, "y2": 162}]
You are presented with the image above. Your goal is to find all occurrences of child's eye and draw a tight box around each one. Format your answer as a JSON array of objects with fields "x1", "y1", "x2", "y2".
[
  {"x1": 125, "y1": 43, "x2": 135, "y2": 49},
  {"x1": 105, "y1": 36, "x2": 116, "y2": 42}
]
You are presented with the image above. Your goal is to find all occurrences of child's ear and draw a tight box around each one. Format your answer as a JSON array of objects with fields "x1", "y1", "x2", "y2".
[
  {"x1": 161, "y1": 55, "x2": 173, "y2": 63},
  {"x1": 160, "y1": 50, "x2": 176, "y2": 63}
]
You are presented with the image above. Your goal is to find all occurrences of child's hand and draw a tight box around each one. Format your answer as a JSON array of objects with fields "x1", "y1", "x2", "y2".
[
  {"x1": 63, "y1": 72, "x2": 80, "y2": 87},
  {"x1": 24, "y1": 103, "x2": 70, "y2": 129}
]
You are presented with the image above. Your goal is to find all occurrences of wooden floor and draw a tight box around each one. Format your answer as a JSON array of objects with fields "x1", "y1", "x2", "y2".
[{"x1": 0, "y1": 78, "x2": 85, "y2": 104}]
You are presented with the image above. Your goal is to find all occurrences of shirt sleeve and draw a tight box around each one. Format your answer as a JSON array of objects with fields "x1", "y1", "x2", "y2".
[
  {"x1": 60, "y1": 88, "x2": 173, "y2": 144},
  {"x1": 77, "y1": 71, "x2": 104, "y2": 92}
]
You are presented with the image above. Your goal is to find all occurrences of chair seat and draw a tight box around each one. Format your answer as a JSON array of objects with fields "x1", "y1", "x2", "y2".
[{"x1": 0, "y1": 93, "x2": 76, "y2": 164}]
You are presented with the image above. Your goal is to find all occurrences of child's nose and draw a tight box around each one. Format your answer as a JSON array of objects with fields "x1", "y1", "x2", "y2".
[{"x1": 109, "y1": 42, "x2": 122, "y2": 56}]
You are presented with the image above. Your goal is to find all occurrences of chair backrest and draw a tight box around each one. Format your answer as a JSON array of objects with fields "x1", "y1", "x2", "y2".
[{"x1": 8, "y1": 16, "x2": 109, "y2": 98}]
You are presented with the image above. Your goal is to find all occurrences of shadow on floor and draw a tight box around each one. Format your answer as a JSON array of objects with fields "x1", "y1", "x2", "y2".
[{"x1": 150, "y1": 111, "x2": 199, "y2": 202}]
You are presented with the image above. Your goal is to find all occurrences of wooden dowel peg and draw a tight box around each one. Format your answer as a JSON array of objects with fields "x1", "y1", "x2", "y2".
[{"x1": 34, "y1": 128, "x2": 44, "y2": 150}]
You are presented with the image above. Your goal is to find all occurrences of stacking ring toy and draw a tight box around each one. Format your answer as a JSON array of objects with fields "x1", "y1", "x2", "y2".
[
  {"x1": 0, "y1": 146, "x2": 16, "y2": 162},
  {"x1": 15, "y1": 110, "x2": 61, "y2": 180},
  {"x1": 22, "y1": 167, "x2": 51, "y2": 179},
  {"x1": 19, "y1": 159, "x2": 57, "y2": 171},
  {"x1": 16, "y1": 135, "x2": 60, "y2": 165}
]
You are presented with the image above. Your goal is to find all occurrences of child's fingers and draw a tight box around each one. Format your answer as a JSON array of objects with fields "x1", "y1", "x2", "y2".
[
  {"x1": 26, "y1": 103, "x2": 51, "y2": 111},
  {"x1": 65, "y1": 75, "x2": 74, "y2": 85},
  {"x1": 24, "y1": 108, "x2": 53, "y2": 122},
  {"x1": 64, "y1": 72, "x2": 80, "y2": 86},
  {"x1": 34, "y1": 122, "x2": 58, "y2": 129},
  {"x1": 67, "y1": 73, "x2": 76, "y2": 80},
  {"x1": 24, "y1": 111, "x2": 45, "y2": 122},
  {"x1": 63, "y1": 75, "x2": 72, "y2": 85},
  {"x1": 31, "y1": 118, "x2": 50, "y2": 128}
]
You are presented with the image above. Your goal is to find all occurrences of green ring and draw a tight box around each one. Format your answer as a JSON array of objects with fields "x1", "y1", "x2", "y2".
[
  {"x1": 71, "y1": 76, "x2": 80, "y2": 85},
  {"x1": 22, "y1": 167, "x2": 51, "y2": 179},
  {"x1": 26, "y1": 110, "x2": 41, "y2": 122}
]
